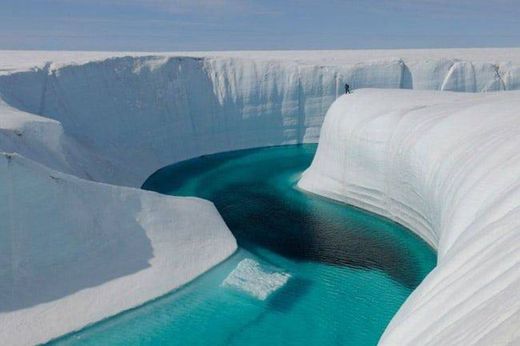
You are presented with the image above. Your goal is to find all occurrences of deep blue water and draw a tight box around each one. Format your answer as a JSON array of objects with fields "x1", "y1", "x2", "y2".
[{"x1": 50, "y1": 144, "x2": 436, "y2": 346}]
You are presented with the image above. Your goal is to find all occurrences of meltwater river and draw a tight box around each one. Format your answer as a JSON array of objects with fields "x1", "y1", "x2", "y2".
[{"x1": 51, "y1": 144, "x2": 436, "y2": 346}]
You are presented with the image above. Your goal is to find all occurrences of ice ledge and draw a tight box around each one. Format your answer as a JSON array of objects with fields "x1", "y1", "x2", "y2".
[
  {"x1": 299, "y1": 89, "x2": 520, "y2": 345},
  {"x1": 222, "y1": 258, "x2": 291, "y2": 300}
]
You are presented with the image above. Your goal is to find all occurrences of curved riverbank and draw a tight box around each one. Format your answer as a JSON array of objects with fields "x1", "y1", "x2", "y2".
[
  {"x1": 299, "y1": 89, "x2": 520, "y2": 344},
  {"x1": 52, "y1": 145, "x2": 435, "y2": 345}
]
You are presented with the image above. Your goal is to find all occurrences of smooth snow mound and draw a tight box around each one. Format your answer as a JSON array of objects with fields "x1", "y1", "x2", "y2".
[
  {"x1": 299, "y1": 89, "x2": 520, "y2": 345},
  {"x1": 0, "y1": 153, "x2": 237, "y2": 346},
  {"x1": 222, "y1": 259, "x2": 291, "y2": 300}
]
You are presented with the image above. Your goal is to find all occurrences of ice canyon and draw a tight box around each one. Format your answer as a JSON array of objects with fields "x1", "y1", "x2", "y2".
[{"x1": 0, "y1": 49, "x2": 519, "y2": 345}]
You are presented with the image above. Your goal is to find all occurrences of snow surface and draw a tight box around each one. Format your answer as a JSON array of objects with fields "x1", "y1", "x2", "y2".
[
  {"x1": 299, "y1": 89, "x2": 520, "y2": 345},
  {"x1": 2, "y1": 48, "x2": 520, "y2": 74},
  {"x1": 1, "y1": 49, "x2": 520, "y2": 344},
  {"x1": 222, "y1": 258, "x2": 291, "y2": 300},
  {"x1": 0, "y1": 153, "x2": 237, "y2": 345}
]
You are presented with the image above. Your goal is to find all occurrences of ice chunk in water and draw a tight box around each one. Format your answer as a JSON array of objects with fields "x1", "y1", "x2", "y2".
[{"x1": 222, "y1": 259, "x2": 291, "y2": 300}]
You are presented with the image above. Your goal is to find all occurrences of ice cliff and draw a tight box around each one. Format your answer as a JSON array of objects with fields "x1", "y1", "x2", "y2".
[
  {"x1": 299, "y1": 89, "x2": 520, "y2": 345},
  {"x1": 1, "y1": 49, "x2": 519, "y2": 345},
  {"x1": 1, "y1": 49, "x2": 519, "y2": 186}
]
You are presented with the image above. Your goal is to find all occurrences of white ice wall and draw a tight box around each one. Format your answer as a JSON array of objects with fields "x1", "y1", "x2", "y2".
[
  {"x1": 1, "y1": 50, "x2": 520, "y2": 345},
  {"x1": 299, "y1": 89, "x2": 520, "y2": 345},
  {"x1": 1, "y1": 53, "x2": 520, "y2": 186}
]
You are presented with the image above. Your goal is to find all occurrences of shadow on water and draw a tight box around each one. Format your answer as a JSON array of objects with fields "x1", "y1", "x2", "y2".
[
  {"x1": 222, "y1": 276, "x2": 313, "y2": 346},
  {"x1": 267, "y1": 277, "x2": 313, "y2": 313},
  {"x1": 144, "y1": 145, "x2": 433, "y2": 289},
  {"x1": 211, "y1": 181, "x2": 425, "y2": 289}
]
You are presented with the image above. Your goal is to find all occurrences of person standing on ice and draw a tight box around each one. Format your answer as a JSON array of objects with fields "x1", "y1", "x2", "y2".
[{"x1": 345, "y1": 83, "x2": 351, "y2": 94}]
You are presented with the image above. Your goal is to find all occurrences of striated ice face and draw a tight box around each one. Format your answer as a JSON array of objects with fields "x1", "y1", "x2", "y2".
[
  {"x1": 298, "y1": 89, "x2": 520, "y2": 345},
  {"x1": 222, "y1": 259, "x2": 291, "y2": 300}
]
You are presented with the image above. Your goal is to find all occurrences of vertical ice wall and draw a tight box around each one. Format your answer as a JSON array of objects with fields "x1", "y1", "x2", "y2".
[
  {"x1": 1, "y1": 55, "x2": 518, "y2": 187},
  {"x1": 299, "y1": 89, "x2": 520, "y2": 345}
]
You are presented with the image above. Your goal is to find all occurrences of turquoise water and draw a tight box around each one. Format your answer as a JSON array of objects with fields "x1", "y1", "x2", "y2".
[{"x1": 50, "y1": 145, "x2": 436, "y2": 346}]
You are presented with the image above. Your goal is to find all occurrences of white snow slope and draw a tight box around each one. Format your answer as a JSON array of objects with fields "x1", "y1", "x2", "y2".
[
  {"x1": 0, "y1": 49, "x2": 519, "y2": 345},
  {"x1": 299, "y1": 89, "x2": 520, "y2": 345},
  {"x1": 0, "y1": 153, "x2": 236, "y2": 345}
]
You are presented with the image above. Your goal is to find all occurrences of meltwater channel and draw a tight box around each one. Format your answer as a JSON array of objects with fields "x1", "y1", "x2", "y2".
[{"x1": 50, "y1": 144, "x2": 436, "y2": 346}]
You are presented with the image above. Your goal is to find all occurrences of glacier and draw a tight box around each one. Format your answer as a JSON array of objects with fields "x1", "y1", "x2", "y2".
[
  {"x1": 1, "y1": 49, "x2": 520, "y2": 345},
  {"x1": 1, "y1": 49, "x2": 520, "y2": 187},
  {"x1": 299, "y1": 89, "x2": 520, "y2": 345}
]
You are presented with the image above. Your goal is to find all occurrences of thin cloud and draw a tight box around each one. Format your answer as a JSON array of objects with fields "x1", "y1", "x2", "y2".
[{"x1": 48, "y1": 0, "x2": 270, "y2": 15}]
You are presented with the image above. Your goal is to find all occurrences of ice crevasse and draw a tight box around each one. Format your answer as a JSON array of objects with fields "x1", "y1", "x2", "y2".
[
  {"x1": 299, "y1": 89, "x2": 520, "y2": 345},
  {"x1": 0, "y1": 49, "x2": 520, "y2": 345}
]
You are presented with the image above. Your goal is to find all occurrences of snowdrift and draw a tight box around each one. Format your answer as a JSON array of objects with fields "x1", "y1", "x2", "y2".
[
  {"x1": 1, "y1": 49, "x2": 520, "y2": 344},
  {"x1": 299, "y1": 89, "x2": 520, "y2": 345},
  {"x1": 0, "y1": 153, "x2": 236, "y2": 345}
]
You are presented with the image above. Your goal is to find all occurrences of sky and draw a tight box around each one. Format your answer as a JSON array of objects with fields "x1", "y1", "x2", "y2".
[{"x1": 1, "y1": 0, "x2": 519, "y2": 51}]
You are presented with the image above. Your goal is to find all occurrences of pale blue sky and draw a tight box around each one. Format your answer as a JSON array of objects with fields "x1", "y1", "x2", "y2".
[{"x1": 1, "y1": 0, "x2": 519, "y2": 51}]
